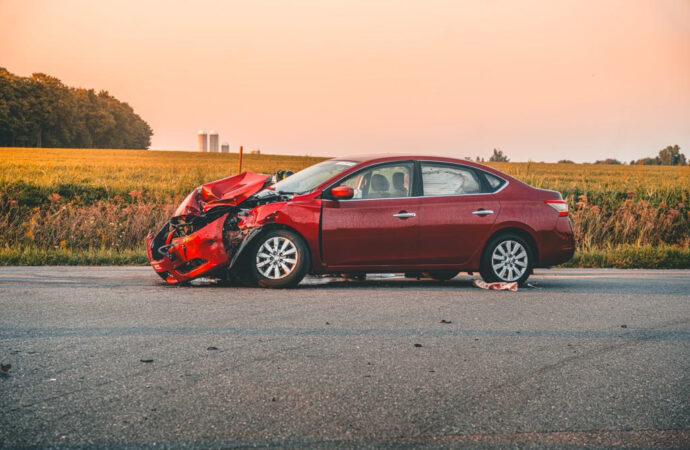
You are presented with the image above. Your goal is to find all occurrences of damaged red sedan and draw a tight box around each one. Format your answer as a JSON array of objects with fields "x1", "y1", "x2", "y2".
[{"x1": 146, "y1": 155, "x2": 574, "y2": 287}]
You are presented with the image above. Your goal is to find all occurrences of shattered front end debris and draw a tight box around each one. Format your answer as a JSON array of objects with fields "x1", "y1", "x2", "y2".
[{"x1": 145, "y1": 171, "x2": 291, "y2": 285}]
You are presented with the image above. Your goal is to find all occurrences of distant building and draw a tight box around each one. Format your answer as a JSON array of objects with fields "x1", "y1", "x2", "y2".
[
  {"x1": 250, "y1": 149, "x2": 261, "y2": 155},
  {"x1": 197, "y1": 131, "x2": 208, "y2": 152},
  {"x1": 209, "y1": 131, "x2": 219, "y2": 152},
  {"x1": 221, "y1": 142, "x2": 229, "y2": 153}
]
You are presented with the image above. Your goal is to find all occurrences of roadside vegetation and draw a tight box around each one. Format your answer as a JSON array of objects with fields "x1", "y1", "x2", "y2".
[{"x1": 1, "y1": 147, "x2": 688, "y2": 268}]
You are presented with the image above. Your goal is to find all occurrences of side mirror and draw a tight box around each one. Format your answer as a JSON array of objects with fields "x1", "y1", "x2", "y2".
[{"x1": 330, "y1": 185, "x2": 354, "y2": 200}]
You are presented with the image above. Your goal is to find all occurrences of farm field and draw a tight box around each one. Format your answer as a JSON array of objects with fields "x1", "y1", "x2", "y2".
[{"x1": 1, "y1": 147, "x2": 688, "y2": 268}]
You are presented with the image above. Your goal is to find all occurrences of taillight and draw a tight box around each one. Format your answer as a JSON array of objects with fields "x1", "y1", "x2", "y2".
[{"x1": 545, "y1": 200, "x2": 569, "y2": 217}]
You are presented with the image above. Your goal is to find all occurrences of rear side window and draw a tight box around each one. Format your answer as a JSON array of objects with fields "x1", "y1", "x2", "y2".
[
  {"x1": 483, "y1": 172, "x2": 507, "y2": 192},
  {"x1": 421, "y1": 163, "x2": 482, "y2": 196}
]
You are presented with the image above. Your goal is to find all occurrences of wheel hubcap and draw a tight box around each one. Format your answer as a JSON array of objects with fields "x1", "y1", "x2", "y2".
[
  {"x1": 256, "y1": 237, "x2": 298, "y2": 279},
  {"x1": 491, "y1": 240, "x2": 528, "y2": 282}
]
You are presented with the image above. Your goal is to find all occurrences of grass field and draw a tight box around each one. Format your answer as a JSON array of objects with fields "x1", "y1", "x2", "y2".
[{"x1": 1, "y1": 147, "x2": 688, "y2": 268}]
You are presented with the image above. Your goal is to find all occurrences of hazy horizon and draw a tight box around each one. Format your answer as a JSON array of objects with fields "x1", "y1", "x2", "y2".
[{"x1": 1, "y1": 0, "x2": 688, "y2": 162}]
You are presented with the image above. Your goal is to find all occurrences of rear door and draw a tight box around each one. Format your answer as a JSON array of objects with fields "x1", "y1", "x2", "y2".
[
  {"x1": 321, "y1": 162, "x2": 420, "y2": 267},
  {"x1": 417, "y1": 162, "x2": 500, "y2": 265}
]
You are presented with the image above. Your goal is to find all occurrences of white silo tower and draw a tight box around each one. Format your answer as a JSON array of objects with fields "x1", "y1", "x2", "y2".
[
  {"x1": 197, "y1": 130, "x2": 208, "y2": 152},
  {"x1": 209, "y1": 131, "x2": 219, "y2": 153},
  {"x1": 221, "y1": 142, "x2": 229, "y2": 153}
]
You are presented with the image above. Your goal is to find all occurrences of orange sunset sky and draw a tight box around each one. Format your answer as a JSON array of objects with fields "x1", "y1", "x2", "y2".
[{"x1": 1, "y1": 0, "x2": 689, "y2": 162}]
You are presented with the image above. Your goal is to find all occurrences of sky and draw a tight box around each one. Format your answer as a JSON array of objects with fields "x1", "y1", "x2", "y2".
[{"x1": 1, "y1": 0, "x2": 689, "y2": 162}]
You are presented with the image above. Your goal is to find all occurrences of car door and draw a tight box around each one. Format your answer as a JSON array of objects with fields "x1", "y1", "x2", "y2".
[
  {"x1": 321, "y1": 162, "x2": 420, "y2": 268},
  {"x1": 417, "y1": 162, "x2": 500, "y2": 265}
]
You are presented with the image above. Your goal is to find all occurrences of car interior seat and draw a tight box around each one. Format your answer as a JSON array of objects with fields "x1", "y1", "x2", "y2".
[
  {"x1": 369, "y1": 173, "x2": 391, "y2": 198},
  {"x1": 391, "y1": 172, "x2": 407, "y2": 197}
]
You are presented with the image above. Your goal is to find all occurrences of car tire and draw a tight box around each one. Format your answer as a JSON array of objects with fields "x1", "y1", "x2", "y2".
[
  {"x1": 424, "y1": 270, "x2": 459, "y2": 281},
  {"x1": 249, "y1": 229, "x2": 309, "y2": 288},
  {"x1": 480, "y1": 233, "x2": 533, "y2": 285}
]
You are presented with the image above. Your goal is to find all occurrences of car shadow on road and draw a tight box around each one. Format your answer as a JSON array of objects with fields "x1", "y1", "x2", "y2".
[
  {"x1": 300, "y1": 276, "x2": 477, "y2": 290},
  {"x1": 183, "y1": 272, "x2": 689, "y2": 295},
  {"x1": 294, "y1": 273, "x2": 690, "y2": 295}
]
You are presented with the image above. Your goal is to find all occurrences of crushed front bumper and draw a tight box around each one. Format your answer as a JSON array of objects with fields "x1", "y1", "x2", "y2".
[{"x1": 146, "y1": 213, "x2": 230, "y2": 284}]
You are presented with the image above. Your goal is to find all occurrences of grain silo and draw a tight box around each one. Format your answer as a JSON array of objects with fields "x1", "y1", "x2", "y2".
[
  {"x1": 221, "y1": 142, "x2": 229, "y2": 153},
  {"x1": 209, "y1": 131, "x2": 219, "y2": 153},
  {"x1": 197, "y1": 131, "x2": 208, "y2": 152}
]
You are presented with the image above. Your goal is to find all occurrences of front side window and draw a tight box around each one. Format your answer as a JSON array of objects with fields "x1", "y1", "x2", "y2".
[
  {"x1": 338, "y1": 163, "x2": 413, "y2": 199},
  {"x1": 421, "y1": 163, "x2": 482, "y2": 196}
]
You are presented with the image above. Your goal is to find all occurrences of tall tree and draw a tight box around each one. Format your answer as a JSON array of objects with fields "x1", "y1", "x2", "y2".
[
  {"x1": 489, "y1": 148, "x2": 509, "y2": 162},
  {"x1": 657, "y1": 145, "x2": 686, "y2": 166},
  {"x1": 632, "y1": 145, "x2": 686, "y2": 166}
]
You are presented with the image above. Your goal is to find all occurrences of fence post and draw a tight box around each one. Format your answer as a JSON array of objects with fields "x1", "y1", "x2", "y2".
[{"x1": 238, "y1": 145, "x2": 243, "y2": 174}]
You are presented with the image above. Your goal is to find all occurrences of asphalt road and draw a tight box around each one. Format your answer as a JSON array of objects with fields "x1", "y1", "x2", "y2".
[{"x1": 0, "y1": 267, "x2": 688, "y2": 449}]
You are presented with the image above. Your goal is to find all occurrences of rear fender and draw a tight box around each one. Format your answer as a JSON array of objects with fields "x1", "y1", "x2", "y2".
[{"x1": 479, "y1": 223, "x2": 540, "y2": 267}]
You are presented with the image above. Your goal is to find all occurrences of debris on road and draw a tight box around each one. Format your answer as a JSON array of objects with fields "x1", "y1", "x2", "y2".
[
  {"x1": 189, "y1": 277, "x2": 217, "y2": 286},
  {"x1": 473, "y1": 279, "x2": 518, "y2": 291},
  {"x1": 621, "y1": 324, "x2": 628, "y2": 328},
  {"x1": 140, "y1": 359, "x2": 154, "y2": 363},
  {"x1": 1, "y1": 363, "x2": 11, "y2": 373},
  {"x1": 440, "y1": 319, "x2": 452, "y2": 324},
  {"x1": 207, "y1": 346, "x2": 218, "y2": 351},
  {"x1": 414, "y1": 343, "x2": 423, "y2": 348}
]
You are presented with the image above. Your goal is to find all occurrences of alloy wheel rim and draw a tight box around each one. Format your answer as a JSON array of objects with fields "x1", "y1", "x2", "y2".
[
  {"x1": 256, "y1": 237, "x2": 298, "y2": 279},
  {"x1": 491, "y1": 240, "x2": 528, "y2": 282}
]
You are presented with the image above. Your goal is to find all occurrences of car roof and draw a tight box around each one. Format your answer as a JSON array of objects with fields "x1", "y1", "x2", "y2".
[{"x1": 330, "y1": 153, "x2": 505, "y2": 175}]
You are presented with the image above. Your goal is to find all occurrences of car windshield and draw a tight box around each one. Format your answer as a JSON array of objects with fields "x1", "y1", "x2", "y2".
[{"x1": 272, "y1": 160, "x2": 357, "y2": 194}]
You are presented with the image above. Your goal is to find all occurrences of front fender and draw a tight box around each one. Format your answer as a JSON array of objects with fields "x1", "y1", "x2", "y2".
[{"x1": 233, "y1": 197, "x2": 321, "y2": 271}]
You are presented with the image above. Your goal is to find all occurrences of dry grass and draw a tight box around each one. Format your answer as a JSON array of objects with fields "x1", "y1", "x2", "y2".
[
  {"x1": 1, "y1": 147, "x2": 688, "y2": 267},
  {"x1": 0, "y1": 147, "x2": 325, "y2": 201}
]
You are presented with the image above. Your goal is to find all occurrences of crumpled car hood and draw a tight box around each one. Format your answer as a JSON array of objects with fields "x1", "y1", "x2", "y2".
[{"x1": 173, "y1": 171, "x2": 270, "y2": 217}]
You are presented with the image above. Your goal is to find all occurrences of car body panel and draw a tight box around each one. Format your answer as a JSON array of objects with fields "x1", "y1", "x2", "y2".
[
  {"x1": 321, "y1": 197, "x2": 421, "y2": 267},
  {"x1": 417, "y1": 194, "x2": 500, "y2": 265},
  {"x1": 146, "y1": 213, "x2": 230, "y2": 284},
  {"x1": 146, "y1": 154, "x2": 575, "y2": 284},
  {"x1": 237, "y1": 192, "x2": 323, "y2": 272},
  {"x1": 174, "y1": 171, "x2": 270, "y2": 217}
]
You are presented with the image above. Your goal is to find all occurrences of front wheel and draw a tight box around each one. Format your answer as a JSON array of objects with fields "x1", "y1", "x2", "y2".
[
  {"x1": 480, "y1": 234, "x2": 533, "y2": 285},
  {"x1": 249, "y1": 229, "x2": 309, "y2": 288}
]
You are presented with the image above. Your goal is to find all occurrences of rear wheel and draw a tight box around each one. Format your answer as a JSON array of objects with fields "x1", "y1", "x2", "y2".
[
  {"x1": 249, "y1": 229, "x2": 309, "y2": 288},
  {"x1": 480, "y1": 234, "x2": 533, "y2": 285}
]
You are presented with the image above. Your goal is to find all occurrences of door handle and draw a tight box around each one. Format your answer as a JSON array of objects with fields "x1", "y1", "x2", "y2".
[
  {"x1": 393, "y1": 211, "x2": 416, "y2": 219},
  {"x1": 472, "y1": 209, "x2": 494, "y2": 216}
]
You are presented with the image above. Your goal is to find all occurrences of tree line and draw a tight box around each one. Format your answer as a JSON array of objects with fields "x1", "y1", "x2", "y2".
[
  {"x1": 0, "y1": 68, "x2": 152, "y2": 149},
  {"x1": 497, "y1": 145, "x2": 685, "y2": 165},
  {"x1": 591, "y1": 146, "x2": 687, "y2": 165},
  {"x1": 629, "y1": 145, "x2": 686, "y2": 166}
]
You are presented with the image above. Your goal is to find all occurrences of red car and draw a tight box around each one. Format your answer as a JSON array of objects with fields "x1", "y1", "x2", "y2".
[{"x1": 146, "y1": 155, "x2": 574, "y2": 288}]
